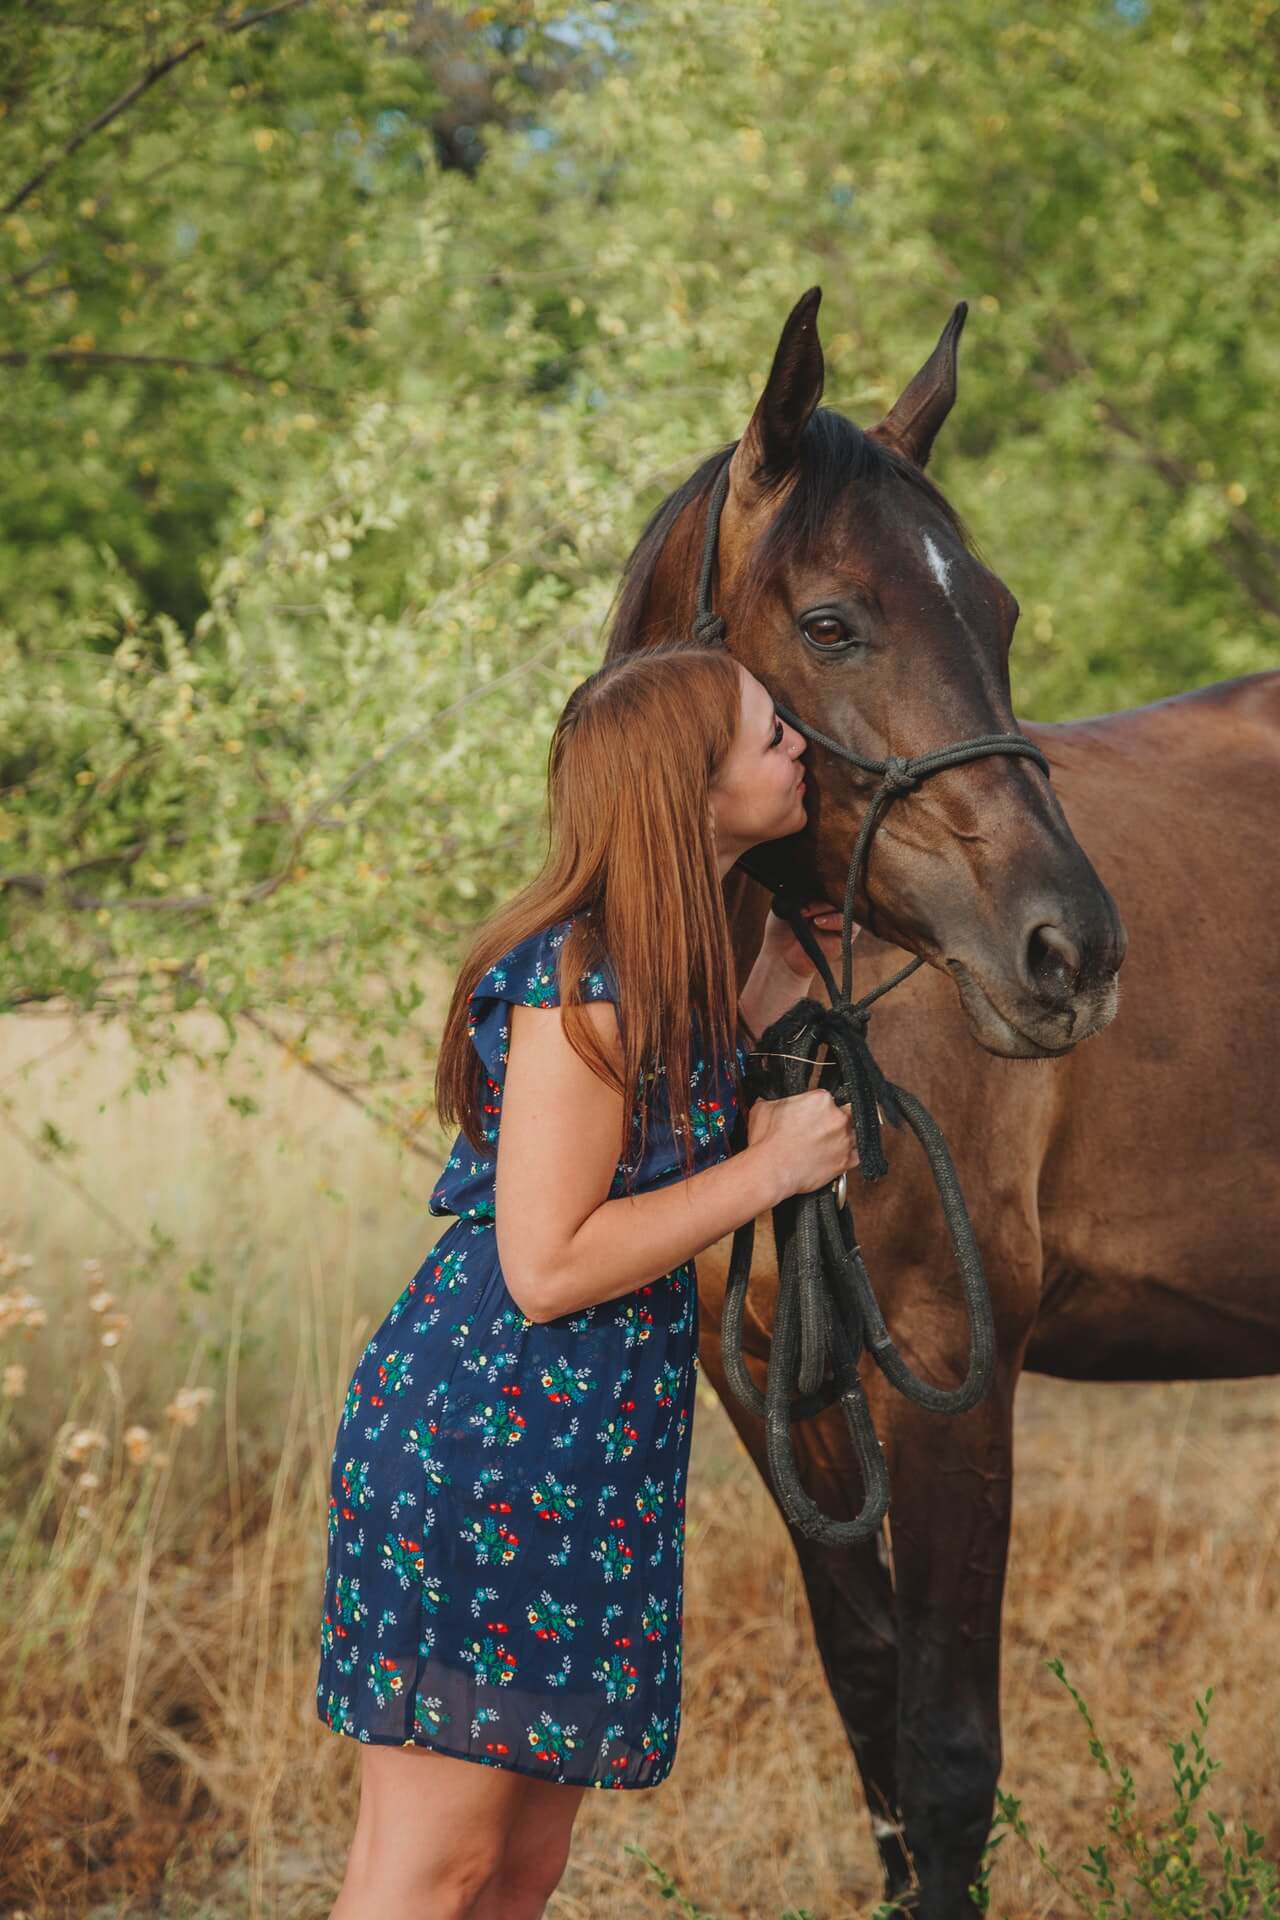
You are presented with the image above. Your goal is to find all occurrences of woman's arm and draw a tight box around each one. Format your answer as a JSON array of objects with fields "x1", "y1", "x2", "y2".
[
  {"x1": 738, "y1": 943, "x2": 810, "y2": 1044},
  {"x1": 496, "y1": 998, "x2": 787, "y2": 1324}
]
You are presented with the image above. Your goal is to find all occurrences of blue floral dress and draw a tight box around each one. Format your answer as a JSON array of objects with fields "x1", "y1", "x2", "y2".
[{"x1": 315, "y1": 914, "x2": 747, "y2": 1789}]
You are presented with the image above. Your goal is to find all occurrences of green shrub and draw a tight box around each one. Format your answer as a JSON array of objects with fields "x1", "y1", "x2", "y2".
[
  {"x1": 627, "y1": 1662, "x2": 1278, "y2": 1918},
  {"x1": 970, "y1": 1660, "x2": 1279, "y2": 1918}
]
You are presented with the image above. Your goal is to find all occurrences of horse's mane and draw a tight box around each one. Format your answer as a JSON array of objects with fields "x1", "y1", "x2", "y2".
[{"x1": 604, "y1": 406, "x2": 979, "y2": 659}]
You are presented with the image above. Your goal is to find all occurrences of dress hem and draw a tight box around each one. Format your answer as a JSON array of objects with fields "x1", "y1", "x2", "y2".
[{"x1": 315, "y1": 1704, "x2": 674, "y2": 1791}]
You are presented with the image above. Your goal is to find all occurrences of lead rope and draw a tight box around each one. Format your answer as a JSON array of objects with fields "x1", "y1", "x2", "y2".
[{"x1": 693, "y1": 454, "x2": 1052, "y2": 1544}]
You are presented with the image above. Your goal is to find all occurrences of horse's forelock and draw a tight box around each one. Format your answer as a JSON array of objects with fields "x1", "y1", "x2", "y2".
[
  {"x1": 738, "y1": 411, "x2": 980, "y2": 605},
  {"x1": 604, "y1": 410, "x2": 979, "y2": 661}
]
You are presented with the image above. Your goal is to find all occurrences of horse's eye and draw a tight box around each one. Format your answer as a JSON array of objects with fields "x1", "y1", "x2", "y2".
[{"x1": 801, "y1": 615, "x2": 849, "y2": 648}]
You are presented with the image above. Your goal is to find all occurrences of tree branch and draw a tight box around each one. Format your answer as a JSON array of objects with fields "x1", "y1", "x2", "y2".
[
  {"x1": 0, "y1": 993, "x2": 439, "y2": 1174},
  {"x1": 1092, "y1": 396, "x2": 1280, "y2": 576},
  {"x1": 2, "y1": 0, "x2": 311, "y2": 219},
  {"x1": 1, "y1": 638, "x2": 565, "y2": 915},
  {"x1": 6, "y1": 248, "x2": 62, "y2": 289},
  {"x1": 0, "y1": 345, "x2": 333, "y2": 396},
  {"x1": 238, "y1": 1009, "x2": 438, "y2": 1162},
  {"x1": 0, "y1": 1094, "x2": 154, "y2": 1254},
  {"x1": 1036, "y1": 333, "x2": 1280, "y2": 624}
]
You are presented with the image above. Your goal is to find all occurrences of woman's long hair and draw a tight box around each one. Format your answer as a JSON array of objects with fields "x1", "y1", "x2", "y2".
[{"x1": 433, "y1": 643, "x2": 748, "y2": 1190}]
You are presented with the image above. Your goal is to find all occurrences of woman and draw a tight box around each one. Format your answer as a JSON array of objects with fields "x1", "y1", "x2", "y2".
[{"x1": 317, "y1": 643, "x2": 860, "y2": 1919}]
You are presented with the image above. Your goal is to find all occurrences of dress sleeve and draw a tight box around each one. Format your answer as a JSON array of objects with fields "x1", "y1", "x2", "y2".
[{"x1": 466, "y1": 918, "x2": 617, "y2": 1082}]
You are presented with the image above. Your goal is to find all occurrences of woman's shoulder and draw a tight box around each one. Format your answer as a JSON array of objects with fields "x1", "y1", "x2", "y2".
[{"x1": 469, "y1": 913, "x2": 617, "y2": 1010}]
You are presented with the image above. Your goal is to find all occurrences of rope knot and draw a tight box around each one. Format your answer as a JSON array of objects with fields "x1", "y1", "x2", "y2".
[
  {"x1": 692, "y1": 609, "x2": 727, "y2": 647},
  {"x1": 880, "y1": 755, "x2": 918, "y2": 795}
]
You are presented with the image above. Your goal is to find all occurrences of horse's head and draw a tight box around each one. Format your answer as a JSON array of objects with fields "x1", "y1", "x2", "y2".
[{"x1": 605, "y1": 286, "x2": 1127, "y2": 1058}]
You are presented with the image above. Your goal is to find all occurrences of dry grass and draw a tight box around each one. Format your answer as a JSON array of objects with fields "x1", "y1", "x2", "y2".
[{"x1": 2, "y1": 1012, "x2": 1277, "y2": 1918}]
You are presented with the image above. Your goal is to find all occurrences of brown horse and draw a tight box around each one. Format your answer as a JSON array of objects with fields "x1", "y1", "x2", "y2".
[{"x1": 603, "y1": 287, "x2": 1280, "y2": 1917}]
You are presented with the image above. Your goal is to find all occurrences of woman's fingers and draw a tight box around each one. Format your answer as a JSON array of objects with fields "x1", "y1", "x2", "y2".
[{"x1": 800, "y1": 900, "x2": 860, "y2": 935}]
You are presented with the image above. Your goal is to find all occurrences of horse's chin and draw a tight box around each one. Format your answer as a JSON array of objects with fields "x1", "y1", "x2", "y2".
[{"x1": 945, "y1": 956, "x2": 1120, "y2": 1060}]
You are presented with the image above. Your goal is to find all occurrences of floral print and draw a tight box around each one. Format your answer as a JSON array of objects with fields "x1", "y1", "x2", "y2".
[{"x1": 316, "y1": 915, "x2": 746, "y2": 1789}]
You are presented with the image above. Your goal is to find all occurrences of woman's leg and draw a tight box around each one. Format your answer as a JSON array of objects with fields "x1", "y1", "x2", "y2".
[
  {"x1": 469, "y1": 1775, "x2": 588, "y2": 1920},
  {"x1": 328, "y1": 1742, "x2": 526, "y2": 1920}
]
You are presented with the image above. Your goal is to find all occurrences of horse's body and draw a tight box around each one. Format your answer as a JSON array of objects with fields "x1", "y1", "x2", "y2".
[
  {"x1": 1025, "y1": 676, "x2": 1280, "y2": 1380},
  {"x1": 604, "y1": 289, "x2": 1279, "y2": 1915},
  {"x1": 698, "y1": 670, "x2": 1280, "y2": 1912}
]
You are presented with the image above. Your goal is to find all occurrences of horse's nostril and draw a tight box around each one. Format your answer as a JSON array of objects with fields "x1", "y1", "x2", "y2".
[{"x1": 1027, "y1": 921, "x2": 1081, "y2": 1001}]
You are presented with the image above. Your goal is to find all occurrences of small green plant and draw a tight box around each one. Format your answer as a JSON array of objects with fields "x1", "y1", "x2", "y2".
[
  {"x1": 625, "y1": 1838, "x2": 910, "y2": 1917},
  {"x1": 969, "y1": 1658, "x2": 1280, "y2": 1918},
  {"x1": 624, "y1": 1843, "x2": 715, "y2": 1918}
]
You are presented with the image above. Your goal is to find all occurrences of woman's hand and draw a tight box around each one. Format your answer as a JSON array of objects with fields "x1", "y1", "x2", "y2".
[
  {"x1": 758, "y1": 899, "x2": 861, "y2": 981},
  {"x1": 746, "y1": 1086, "x2": 860, "y2": 1203}
]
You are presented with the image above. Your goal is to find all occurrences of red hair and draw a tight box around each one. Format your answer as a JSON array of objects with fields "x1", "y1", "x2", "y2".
[{"x1": 433, "y1": 643, "x2": 747, "y2": 1188}]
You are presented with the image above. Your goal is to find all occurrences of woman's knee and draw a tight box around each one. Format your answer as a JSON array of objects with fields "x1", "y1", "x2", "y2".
[
  {"x1": 334, "y1": 1744, "x2": 516, "y2": 1917},
  {"x1": 338, "y1": 1829, "x2": 502, "y2": 1919},
  {"x1": 492, "y1": 1858, "x2": 570, "y2": 1919},
  {"x1": 495, "y1": 1821, "x2": 576, "y2": 1915}
]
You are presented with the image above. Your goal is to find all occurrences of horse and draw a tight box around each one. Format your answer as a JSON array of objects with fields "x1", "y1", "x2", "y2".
[{"x1": 602, "y1": 286, "x2": 1280, "y2": 1917}]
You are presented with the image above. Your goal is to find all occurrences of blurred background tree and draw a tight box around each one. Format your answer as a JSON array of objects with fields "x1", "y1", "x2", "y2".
[{"x1": 3, "y1": 0, "x2": 1276, "y2": 1144}]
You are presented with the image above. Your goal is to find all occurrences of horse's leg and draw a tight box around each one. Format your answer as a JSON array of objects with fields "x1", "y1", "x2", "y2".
[
  {"x1": 789, "y1": 1525, "x2": 911, "y2": 1900},
  {"x1": 874, "y1": 1346, "x2": 1025, "y2": 1920},
  {"x1": 697, "y1": 1308, "x2": 911, "y2": 1906},
  {"x1": 699, "y1": 1192, "x2": 1037, "y2": 1916}
]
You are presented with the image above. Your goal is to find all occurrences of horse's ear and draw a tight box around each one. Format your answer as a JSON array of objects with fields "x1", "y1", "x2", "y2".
[
  {"x1": 727, "y1": 286, "x2": 825, "y2": 507},
  {"x1": 867, "y1": 301, "x2": 968, "y2": 470}
]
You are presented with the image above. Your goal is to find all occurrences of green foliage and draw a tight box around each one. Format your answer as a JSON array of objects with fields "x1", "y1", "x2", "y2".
[
  {"x1": 624, "y1": 1843, "x2": 717, "y2": 1917},
  {"x1": 4, "y1": 0, "x2": 1278, "y2": 1133},
  {"x1": 2, "y1": 1, "x2": 445, "y2": 628},
  {"x1": 969, "y1": 1660, "x2": 1280, "y2": 1918},
  {"x1": 624, "y1": 1839, "x2": 838, "y2": 1919}
]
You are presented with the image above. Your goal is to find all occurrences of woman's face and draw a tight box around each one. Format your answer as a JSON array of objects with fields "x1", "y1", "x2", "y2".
[{"x1": 709, "y1": 665, "x2": 808, "y2": 872}]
